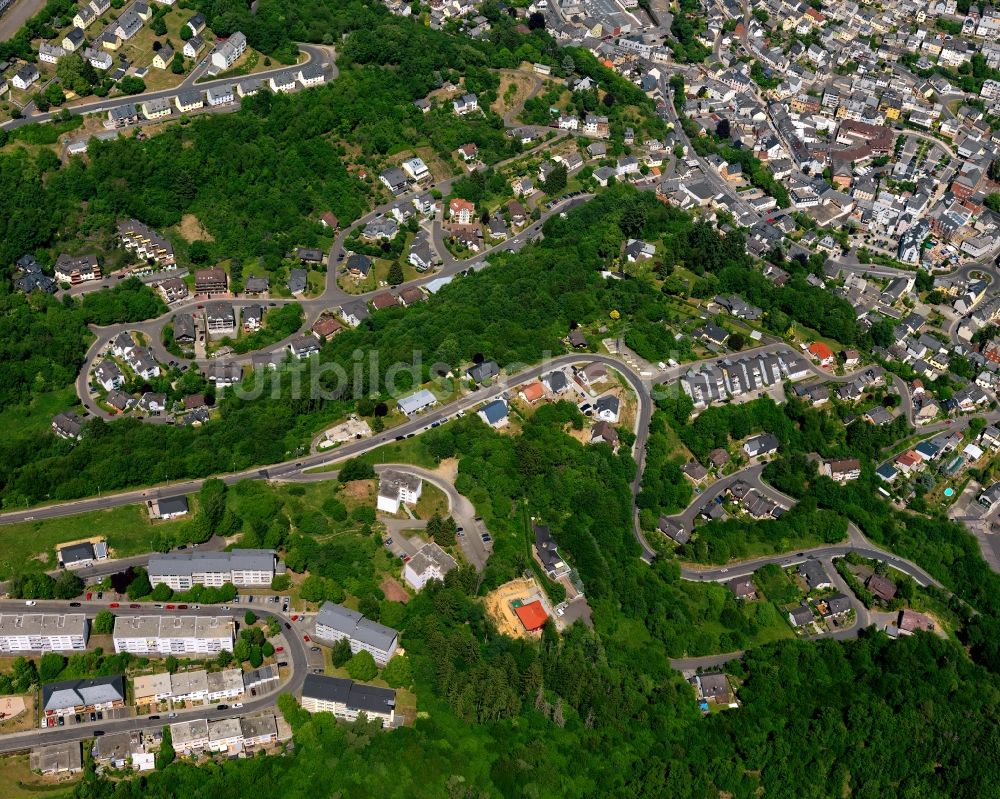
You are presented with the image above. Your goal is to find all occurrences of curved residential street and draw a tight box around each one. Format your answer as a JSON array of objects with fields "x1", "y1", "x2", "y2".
[{"x1": 0, "y1": 598, "x2": 310, "y2": 754}]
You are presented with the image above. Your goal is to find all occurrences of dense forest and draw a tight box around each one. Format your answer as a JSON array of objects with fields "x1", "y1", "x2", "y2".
[{"x1": 0, "y1": 278, "x2": 164, "y2": 410}]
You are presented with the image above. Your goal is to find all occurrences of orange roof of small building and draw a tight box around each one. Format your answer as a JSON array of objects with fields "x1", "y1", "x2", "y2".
[
  {"x1": 520, "y1": 381, "x2": 545, "y2": 403},
  {"x1": 808, "y1": 342, "x2": 834, "y2": 360},
  {"x1": 896, "y1": 450, "x2": 920, "y2": 467},
  {"x1": 449, "y1": 198, "x2": 475, "y2": 213},
  {"x1": 515, "y1": 600, "x2": 548, "y2": 632}
]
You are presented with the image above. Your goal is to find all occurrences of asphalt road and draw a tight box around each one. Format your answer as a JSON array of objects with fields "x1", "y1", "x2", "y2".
[
  {"x1": 0, "y1": 43, "x2": 334, "y2": 132},
  {"x1": 283, "y1": 462, "x2": 490, "y2": 571},
  {"x1": 0, "y1": 599, "x2": 308, "y2": 754},
  {"x1": 0, "y1": 0, "x2": 44, "y2": 41}
]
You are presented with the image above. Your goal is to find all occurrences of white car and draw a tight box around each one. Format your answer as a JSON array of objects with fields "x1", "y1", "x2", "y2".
[
  {"x1": 233, "y1": 702, "x2": 243, "y2": 709},
  {"x1": 24, "y1": 600, "x2": 36, "y2": 606}
]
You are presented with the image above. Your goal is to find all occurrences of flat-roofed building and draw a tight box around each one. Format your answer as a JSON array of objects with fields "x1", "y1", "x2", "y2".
[
  {"x1": 170, "y1": 718, "x2": 209, "y2": 754},
  {"x1": 91, "y1": 731, "x2": 137, "y2": 768},
  {"x1": 208, "y1": 717, "x2": 243, "y2": 753},
  {"x1": 132, "y1": 672, "x2": 173, "y2": 705},
  {"x1": 314, "y1": 602, "x2": 398, "y2": 666},
  {"x1": 240, "y1": 714, "x2": 278, "y2": 747},
  {"x1": 147, "y1": 549, "x2": 277, "y2": 590},
  {"x1": 300, "y1": 674, "x2": 395, "y2": 726},
  {"x1": 0, "y1": 613, "x2": 89, "y2": 653},
  {"x1": 113, "y1": 615, "x2": 234, "y2": 655},
  {"x1": 207, "y1": 668, "x2": 245, "y2": 701},
  {"x1": 30, "y1": 742, "x2": 83, "y2": 775},
  {"x1": 376, "y1": 469, "x2": 422, "y2": 513},
  {"x1": 403, "y1": 542, "x2": 457, "y2": 591},
  {"x1": 169, "y1": 669, "x2": 210, "y2": 703}
]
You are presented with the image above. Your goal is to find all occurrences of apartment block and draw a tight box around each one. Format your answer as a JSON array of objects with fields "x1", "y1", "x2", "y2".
[
  {"x1": 147, "y1": 549, "x2": 278, "y2": 590},
  {"x1": 113, "y1": 615, "x2": 234, "y2": 655},
  {"x1": 300, "y1": 674, "x2": 396, "y2": 727},
  {"x1": 314, "y1": 602, "x2": 398, "y2": 666},
  {"x1": 117, "y1": 219, "x2": 176, "y2": 267},
  {"x1": 0, "y1": 614, "x2": 89, "y2": 653}
]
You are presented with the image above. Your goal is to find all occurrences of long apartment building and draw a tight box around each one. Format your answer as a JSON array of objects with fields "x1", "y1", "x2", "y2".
[
  {"x1": 680, "y1": 351, "x2": 811, "y2": 410},
  {"x1": 112, "y1": 615, "x2": 234, "y2": 655},
  {"x1": 0, "y1": 614, "x2": 89, "y2": 653},
  {"x1": 133, "y1": 667, "x2": 247, "y2": 706},
  {"x1": 314, "y1": 602, "x2": 398, "y2": 666},
  {"x1": 300, "y1": 674, "x2": 396, "y2": 727},
  {"x1": 117, "y1": 219, "x2": 176, "y2": 267},
  {"x1": 170, "y1": 713, "x2": 279, "y2": 756},
  {"x1": 147, "y1": 549, "x2": 278, "y2": 590}
]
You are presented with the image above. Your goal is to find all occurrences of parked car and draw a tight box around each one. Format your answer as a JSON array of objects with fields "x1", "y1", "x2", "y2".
[
  {"x1": 303, "y1": 634, "x2": 310, "y2": 642},
  {"x1": 109, "y1": 602, "x2": 119, "y2": 608},
  {"x1": 129, "y1": 604, "x2": 140, "y2": 609},
  {"x1": 69, "y1": 602, "x2": 81, "y2": 607}
]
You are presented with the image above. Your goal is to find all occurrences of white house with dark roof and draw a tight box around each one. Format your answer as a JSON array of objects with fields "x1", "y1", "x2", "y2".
[
  {"x1": 183, "y1": 35, "x2": 205, "y2": 59},
  {"x1": 206, "y1": 84, "x2": 235, "y2": 106},
  {"x1": 268, "y1": 71, "x2": 296, "y2": 93},
  {"x1": 175, "y1": 90, "x2": 203, "y2": 112},
  {"x1": 12, "y1": 64, "x2": 39, "y2": 90},
  {"x1": 297, "y1": 62, "x2": 325, "y2": 86}
]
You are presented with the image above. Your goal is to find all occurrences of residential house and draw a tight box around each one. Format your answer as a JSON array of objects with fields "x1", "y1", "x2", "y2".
[
  {"x1": 52, "y1": 412, "x2": 84, "y2": 440},
  {"x1": 174, "y1": 90, "x2": 204, "y2": 112},
  {"x1": 799, "y1": 560, "x2": 832, "y2": 590},
  {"x1": 151, "y1": 44, "x2": 173, "y2": 69},
  {"x1": 206, "y1": 84, "x2": 234, "y2": 106},
  {"x1": 478, "y1": 399, "x2": 509, "y2": 427},
  {"x1": 743, "y1": 433, "x2": 779, "y2": 458},
  {"x1": 183, "y1": 35, "x2": 204, "y2": 59}
]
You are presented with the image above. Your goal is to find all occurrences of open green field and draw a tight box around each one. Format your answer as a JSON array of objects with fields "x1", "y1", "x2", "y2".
[
  {"x1": 0, "y1": 505, "x2": 189, "y2": 578},
  {"x1": 0, "y1": 753, "x2": 79, "y2": 799},
  {"x1": 0, "y1": 386, "x2": 80, "y2": 442}
]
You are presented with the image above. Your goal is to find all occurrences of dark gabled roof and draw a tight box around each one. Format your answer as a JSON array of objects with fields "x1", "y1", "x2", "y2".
[
  {"x1": 798, "y1": 560, "x2": 829, "y2": 588},
  {"x1": 467, "y1": 360, "x2": 499, "y2": 383},
  {"x1": 60, "y1": 542, "x2": 96, "y2": 565}
]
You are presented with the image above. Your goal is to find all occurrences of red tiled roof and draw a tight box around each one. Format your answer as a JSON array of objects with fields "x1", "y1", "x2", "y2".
[
  {"x1": 515, "y1": 600, "x2": 548, "y2": 632},
  {"x1": 808, "y1": 342, "x2": 834, "y2": 360},
  {"x1": 520, "y1": 382, "x2": 545, "y2": 403}
]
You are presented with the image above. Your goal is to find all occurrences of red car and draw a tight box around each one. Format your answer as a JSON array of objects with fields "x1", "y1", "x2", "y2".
[
  {"x1": 129, "y1": 604, "x2": 140, "y2": 609},
  {"x1": 290, "y1": 615, "x2": 299, "y2": 621},
  {"x1": 109, "y1": 602, "x2": 119, "y2": 608},
  {"x1": 303, "y1": 635, "x2": 310, "y2": 642},
  {"x1": 166, "y1": 604, "x2": 176, "y2": 610},
  {"x1": 85, "y1": 592, "x2": 92, "y2": 600},
  {"x1": 276, "y1": 646, "x2": 284, "y2": 653},
  {"x1": 178, "y1": 604, "x2": 188, "y2": 609}
]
